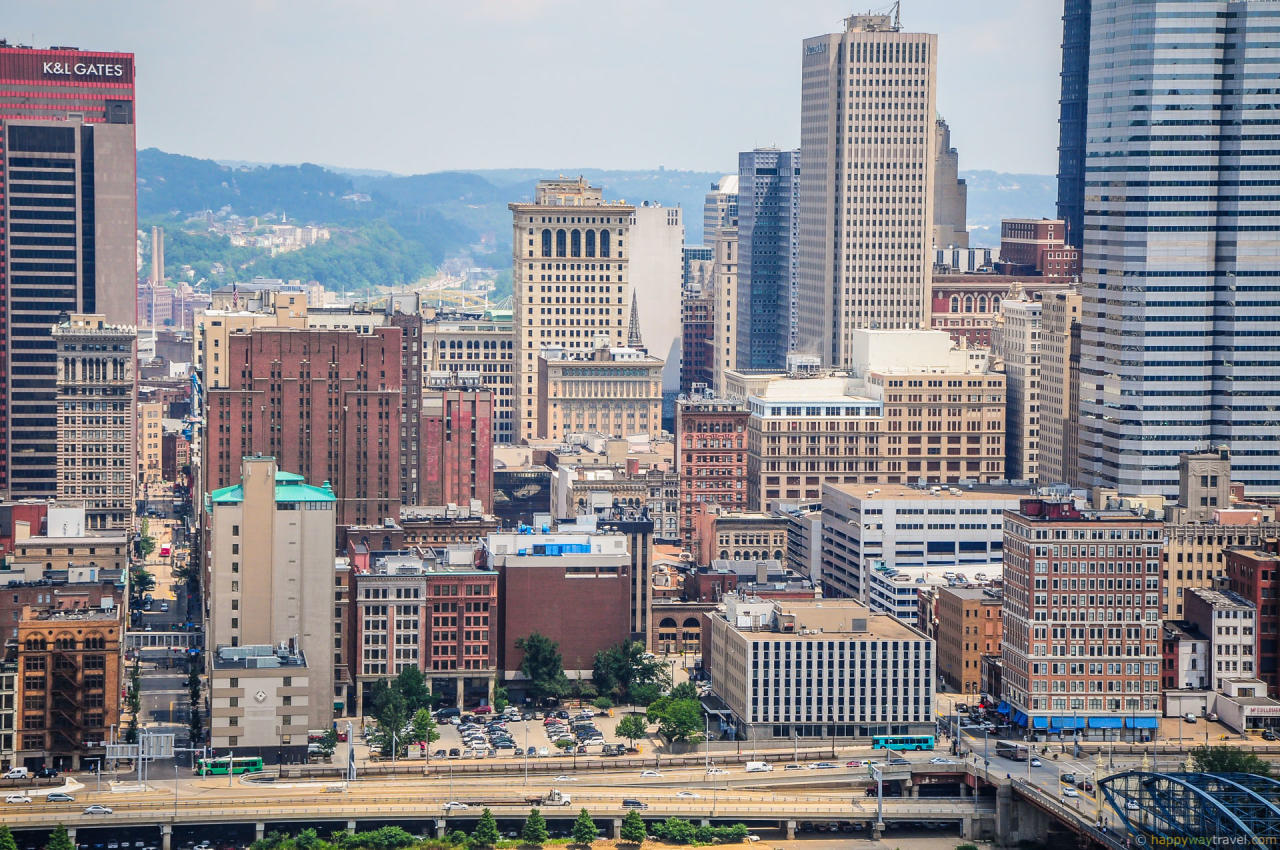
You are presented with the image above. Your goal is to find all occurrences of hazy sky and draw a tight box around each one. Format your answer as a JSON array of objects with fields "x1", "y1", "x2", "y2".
[{"x1": 9, "y1": 1, "x2": 1063, "y2": 176}]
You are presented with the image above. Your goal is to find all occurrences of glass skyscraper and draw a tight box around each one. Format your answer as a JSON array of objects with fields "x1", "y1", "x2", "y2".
[
  {"x1": 1079, "y1": 0, "x2": 1280, "y2": 496},
  {"x1": 735, "y1": 148, "x2": 799, "y2": 371},
  {"x1": 1055, "y1": 0, "x2": 1091, "y2": 248}
]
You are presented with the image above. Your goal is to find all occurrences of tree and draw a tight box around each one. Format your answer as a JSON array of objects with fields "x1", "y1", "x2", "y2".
[
  {"x1": 521, "y1": 808, "x2": 550, "y2": 846},
  {"x1": 136, "y1": 519, "x2": 157, "y2": 559},
  {"x1": 0, "y1": 825, "x2": 18, "y2": 850},
  {"x1": 516, "y1": 633, "x2": 569, "y2": 703},
  {"x1": 668, "y1": 681, "x2": 699, "y2": 702},
  {"x1": 44, "y1": 826, "x2": 75, "y2": 850},
  {"x1": 318, "y1": 727, "x2": 340, "y2": 758},
  {"x1": 572, "y1": 809, "x2": 598, "y2": 846},
  {"x1": 368, "y1": 680, "x2": 410, "y2": 758},
  {"x1": 1190, "y1": 745, "x2": 1272, "y2": 776},
  {"x1": 616, "y1": 715, "x2": 648, "y2": 747},
  {"x1": 130, "y1": 565, "x2": 156, "y2": 598},
  {"x1": 654, "y1": 699, "x2": 704, "y2": 743},
  {"x1": 187, "y1": 651, "x2": 205, "y2": 745},
  {"x1": 471, "y1": 808, "x2": 502, "y2": 849},
  {"x1": 410, "y1": 707, "x2": 439, "y2": 747},
  {"x1": 394, "y1": 666, "x2": 434, "y2": 712},
  {"x1": 619, "y1": 810, "x2": 647, "y2": 845},
  {"x1": 592, "y1": 640, "x2": 666, "y2": 704},
  {"x1": 494, "y1": 685, "x2": 510, "y2": 712}
]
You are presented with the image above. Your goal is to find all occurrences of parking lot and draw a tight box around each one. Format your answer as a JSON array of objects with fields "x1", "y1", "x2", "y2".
[{"x1": 377, "y1": 706, "x2": 645, "y2": 762}]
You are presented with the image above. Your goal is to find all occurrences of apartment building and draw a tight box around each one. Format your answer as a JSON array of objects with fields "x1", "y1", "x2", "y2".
[
  {"x1": 1037, "y1": 290, "x2": 1081, "y2": 486},
  {"x1": 1184, "y1": 587, "x2": 1256, "y2": 691},
  {"x1": 935, "y1": 586, "x2": 1003, "y2": 697},
  {"x1": 994, "y1": 298, "x2": 1041, "y2": 483},
  {"x1": 675, "y1": 395, "x2": 749, "y2": 548},
  {"x1": 421, "y1": 308, "x2": 515, "y2": 445}
]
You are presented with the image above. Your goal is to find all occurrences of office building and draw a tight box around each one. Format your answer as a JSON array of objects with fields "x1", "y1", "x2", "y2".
[
  {"x1": 928, "y1": 274, "x2": 1068, "y2": 349},
  {"x1": 536, "y1": 342, "x2": 664, "y2": 440},
  {"x1": 1037, "y1": 290, "x2": 1082, "y2": 486},
  {"x1": 675, "y1": 395, "x2": 749, "y2": 548},
  {"x1": 703, "y1": 175, "x2": 738, "y2": 246},
  {"x1": 736, "y1": 148, "x2": 799, "y2": 371},
  {"x1": 385, "y1": 299, "x2": 425, "y2": 507},
  {"x1": 53, "y1": 314, "x2": 136, "y2": 529},
  {"x1": 421, "y1": 308, "x2": 515, "y2": 446},
  {"x1": 351, "y1": 550, "x2": 497, "y2": 714},
  {"x1": 935, "y1": 586, "x2": 1003, "y2": 698},
  {"x1": 510, "y1": 178, "x2": 634, "y2": 442},
  {"x1": 630, "y1": 204, "x2": 684, "y2": 389},
  {"x1": 590, "y1": 511, "x2": 656, "y2": 647},
  {"x1": 1078, "y1": 1, "x2": 1280, "y2": 496},
  {"x1": 1056, "y1": 0, "x2": 1091, "y2": 247},
  {"x1": 0, "y1": 661, "x2": 14, "y2": 772},
  {"x1": 0, "y1": 45, "x2": 137, "y2": 499},
  {"x1": 1226, "y1": 539, "x2": 1280, "y2": 695},
  {"x1": 205, "y1": 326, "x2": 401, "y2": 527},
  {"x1": 820, "y1": 482, "x2": 1023, "y2": 601},
  {"x1": 998, "y1": 219, "x2": 1080, "y2": 278},
  {"x1": 932, "y1": 118, "x2": 968, "y2": 249},
  {"x1": 692, "y1": 508, "x2": 788, "y2": 568},
  {"x1": 702, "y1": 594, "x2": 934, "y2": 741},
  {"x1": 680, "y1": 245, "x2": 716, "y2": 395},
  {"x1": 421, "y1": 378, "x2": 494, "y2": 512},
  {"x1": 1183, "y1": 587, "x2": 1256, "y2": 692},
  {"x1": 206, "y1": 457, "x2": 337, "y2": 747},
  {"x1": 798, "y1": 14, "x2": 938, "y2": 365},
  {"x1": 1001, "y1": 499, "x2": 1163, "y2": 738},
  {"x1": 994, "y1": 298, "x2": 1041, "y2": 483},
  {"x1": 138, "y1": 401, "x2": 164, "y2": 493},
  {"x1": 712, "y1": 226, "x2": 739, "y2": 393}
]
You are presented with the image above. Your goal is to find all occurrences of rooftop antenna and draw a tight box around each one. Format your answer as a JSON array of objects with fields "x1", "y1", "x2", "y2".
[{"x1": 892, "y1": 0, "x2": 901, "y2": 29}]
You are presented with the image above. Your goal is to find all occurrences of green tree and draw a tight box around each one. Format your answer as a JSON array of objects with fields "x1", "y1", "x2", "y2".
[
  {"x1": 186, "y1": 651, "x2": 204, "y2": 744},
  {"x1": 293, "y1": 829, "x2": 321, "y2": 850},
  {"x1": 394, "y1": 666, "x2": 434, "y2": 712},
  {"x1": 572, "y1": 809, "x2": 598, "y2": 846},
  {"x1": 0, "y1": 825, "x2": 18, "y2": 850},
  {"x1": 654, "y1": 699, "x2": 704, "y2": 743},
  {"x1": 318, "y1": 727, "x2": 340, "y2": 758},
  {"x1": 410, "y1": 707, "x2": 439, "y2": 747},
  {"x1": 619, "y1": 810, "x2": 647, "y2": 845},
  {"x1": 137, "y1": 519, "x2": 157, "y2": 559},
  {"x1": 616, "y1": 715, "x2": 648, "y2": 747},
  {"x1": 628, "y1": 683, "x2": 662, "y2": 708},
  {"x1": 494, "y1": 686, "x2": 510, "y2": 712},
  {"x1": 592, "y1": 641, "x2": 666, "y2": 704},
  {"x1": 668, "y1": 681, "x2": 699, "y2": 702},
  {"x1": 368, "y1": 680, "x2": 410, "y2": 758},
  {"x1": 470, "y1": 808, "x2": 502, "y2": 849},
  {"x1": 130, "y1": 565, "x2": 157, "y2": 598},
  {"x1": 521, "y1": 808, "x2": 550, "y2": 846},
  {"x1": 1190, "y1": 745, "x2": 1272, "y2": 776},
  {"x1": 44, "y1": 826, "x2": 75, "y2": 850},
  {"x1": 645, "y1": 695, "x2": 672, "y2": 724},
  {"x1": 516, "y1": 633, "x2": 570, "y2": 703}
]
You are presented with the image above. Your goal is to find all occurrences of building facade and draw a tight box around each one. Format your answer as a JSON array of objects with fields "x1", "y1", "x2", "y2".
[
  {"x1": 1055, "y1": 0, "x2": 1091, "y2": 248},
  {"x1": 935, "y1": 586, "x2": 1003, "y2": 698},
  {"x1": 630, "y1": 204, "x2": 684, "y2": 389},
  {"x1": 536, "y1": 344, "x2": 663, "y2": 440},
  {"x1": 712, "y1": 227, "x2": 739, "y2": 393},
  {"x1": 798, "y1": 14, "x2": 938, "y2": 365},
  {"x1": 1037, "y1": 290, "x2": 1082, "y2": 486},
  {"x1": 675, "y1": 396, "x2": 749, "y2": 548},
  {"x1": 420, "y1": 308, "x2": 515, "y2": 446},
  {"x1": 994, "y1": 298, "x2": 1041, "y2": 483},
  {"x1": 932, "y1": 118, "x2": 968, "y2": 249},
  {"x1": 421, "y1": 380, "x2": 494, "y2": 512},
  {"x1": 736, "y1": 148, "x2": 799, "y2": 371},
  {"x1": 1225, "y1": 539, "x2": 1280, "y2": 695},
  {"x1": 679, "y1": 249, "x2": 715, "y2": 395},
  {"x1": 1183, "y1": 587, "x2": 1256, "y2": 692},
  {"x1": 998, "y1": 219, "x2": 1080, "y2": 278},
  {"x1": 53, "y1": 314, "x2": 136, "y2": 529}
]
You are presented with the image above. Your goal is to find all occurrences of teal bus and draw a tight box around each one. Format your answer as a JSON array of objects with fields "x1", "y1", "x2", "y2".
[
  {"x1": 871, "y1": 735, "x2": 935, "y2": 751},
  {"x1": 195, "y1": 756, "x2": 265, "y2": 775}
]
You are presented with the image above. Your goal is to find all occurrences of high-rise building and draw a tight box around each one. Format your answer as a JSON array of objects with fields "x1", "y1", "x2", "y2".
[
  {"x1": 386, "y1": 299, "x2": 424, "y2": 506},
  {"x1": 798, "y1": 14, "x2": 938, "y2": 365},
  {"x1": 629, "y1": 204, "x2": 684, "y2": 389},
  {"x1": 205, "y1": 326, "x2": 402, "y2": 527},
  {"x1": 994, "y1": 298, "x2": 1041, "y2": 483},
  {"x1": 1038, "y1": 290, "x2": 1082, "y2": 486},
  {"x1": 932, "y1": 118, "x2": 968, "y2": 249},
  {"x1": 736, "y1": 148, "x2": 799, "y2": 371},
  {"x1": 1226, "y1": 539, "x2": 1280, "y2": 695},
  {"x1": 674, "y1": 395, "x2": 749, "y2": 548},
  {"x1": 1056, "y1": 0, "x2": 1091, "y2": 248},
  {"x1": 935, "y1": 586, "x2": 1003, "y2": 698},
  {"x1": 711, "y1": 226, "x2": 738, "y2": 393},
  {"x1": 1001, "y1": 499, "x2": 1163, "y2": 738},
  {"x1": 679, "y1": 247, "x2": 715, "y2": 395},
  {"x1": 420, "y1": 307, "x2": 515, "y2": 445},
  {"x1": 421, "y1": 377, "x2": 494, "y2": 512},
  {"x1": 702, "y1": 175, "x2": 738, "y2": 247},
  {"x1": 1078, "y1": 1, "x2": 1280, "y2": 497},
  {"x1": 510, "y1": 179, "x2": 634, "y2": 442},
  {"x1": 0, "y1": 45, "x2": 137, "y2": 498},
  {"x1": 53, "y1": 315, "x2": 136, "y2": 530}
]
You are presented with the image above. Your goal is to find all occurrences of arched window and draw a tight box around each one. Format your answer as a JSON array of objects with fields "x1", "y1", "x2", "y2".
[
  {"x1": 950, "y1": 295, "x2": 959, "y2": 313},
  {"x1": 556, "y1": 229, "x2": 567, "y2": 257},
  {"x1": 773, "y1": 549, "x2": 783, "y2": 560},
  {"x1": 541, "y1": 229, "x2": 552, "y2": 257},
  {"x1": 964, "y1": 295, "x2": 974, "y2": 313},
  {"x1": 600, "y1": 230, "x2": 611, "y2": 258},
  {"x1": 977, "y1": 295, "x2": 988, "y2": 313},
  {"x1": 585, "y1": 230, "x2": 596, "y2": 257},
  {"x1": 719, "y1": 550, "x2": 729, "y2": 560},
  {"x1": 992, "y1": 296, "x2": 1001, "y2": 311},
  {"x1": 571, "y1": 230, "x2": 581, "y2": 256}
]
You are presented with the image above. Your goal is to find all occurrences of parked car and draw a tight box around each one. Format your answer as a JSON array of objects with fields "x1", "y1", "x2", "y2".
[
  {"x1": 1264, "y1": 729, "x2": 1279, "y2": 742},
  {"x1": 473, "y1": 705, "x2": 493, "y2": 715},
  {"x1": 622, "y1": 799, "x2": 648, "y2": 809},
  {"x1": 809, "y1": 761, "x2": 838, "y2": 770},
  {"x1": 36, "y1": 767, "x2": 59, "y2": 779}
]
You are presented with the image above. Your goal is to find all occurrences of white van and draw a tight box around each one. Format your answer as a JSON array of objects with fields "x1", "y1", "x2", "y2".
[
  {"x1": 744, "y1": 761, "x2": 773, "y2": 773},
  {"x1": 3, "y1": 767, "x2": 29, "y2": 779}
]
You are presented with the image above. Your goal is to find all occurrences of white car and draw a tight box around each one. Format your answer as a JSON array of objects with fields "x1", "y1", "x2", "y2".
[
  {"x1": 538, "y1": 747, "x2": 550, "y2": 757},
  {"x1": 4, "y1": 794, "x2": 31, "y2": 804},
  {"x1": 705, "y1": 767, "x2": 727, "y2": 775},
  {"x1": 929, "y1": 757, "x2": 955, "y2": 765},
  {"x1": 640, "y1": 769, "x2": 662, "y2": 777},
  {"x1": 1030, "y1": 758, "x2": 1042, "y2": 767},
  {"x1": 554, "y1": 775, "x2": 579, "y2": 782},
  {"x1": 84, "y1": 805, "x2": 113, "y2": 814},
  {"x1": 1061, "y1": 787, "x2": 1079, "y2": 798},
  {"x1": 676, "y1": 791, "x2": 700, "y2": 799},
  {"x1": 444, "y1": 801, "x2": 469, "y2": 811}
]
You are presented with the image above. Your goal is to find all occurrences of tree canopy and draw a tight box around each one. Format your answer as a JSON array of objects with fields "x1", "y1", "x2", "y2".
[
  {"x1": 1190, "y1": 745, "x2": 1272, "y2": 776},
  {"x1": 592, "y1": 640, "x2": 668, "y2": 705},
  {"x1": 516, "y1": 633, "x2": 569, "y2": 702}
]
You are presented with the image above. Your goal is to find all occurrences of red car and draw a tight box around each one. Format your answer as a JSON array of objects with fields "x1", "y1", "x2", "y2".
[{"x1": 473, "y1": 705, "x2": 493, "y2": 715}]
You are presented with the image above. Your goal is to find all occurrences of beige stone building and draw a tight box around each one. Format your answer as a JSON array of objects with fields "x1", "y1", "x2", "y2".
[
  {"x1": 510, "y1": 178, "x2": 635, "y2": 441},
  {"x1": 993, "y1": 297, "x2": 1041, "y2": 483},
  {"x1": 206, "y1": 456, "x2": 337, "y2": 751},
  {"x1": 421, "y1": 308, "x2": 515, "y2": 444},
  {"x1": 53, "y1": 314, "x2": 136, "y2": 530},
  {"x1": 712, "y1": 226, "x2": 739, "y2": 393},
  {"x1": 139, "y1": 402, "x2": 164, "y2": 491},
  {"x1": 1038, "y1": 290, "x2": 1082, "y2": 486},
  {"x1": 536, "y1": 343, "x2": 663, "y2": 440}
]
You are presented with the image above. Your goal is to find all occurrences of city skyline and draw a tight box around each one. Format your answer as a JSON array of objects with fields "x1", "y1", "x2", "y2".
[{"x1": 3, "y1": 0, "x2": 1062, "y2": 176}]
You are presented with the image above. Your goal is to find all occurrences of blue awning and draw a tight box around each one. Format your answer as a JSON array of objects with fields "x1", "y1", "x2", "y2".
[
  {"x1": 1126, "y1": 717, "x2": 1159, "y2": 729},
  {"x1": 1032, "y1": 716, "x2": 1048, "y2": 729},
  {"x1": 1012, "y1": 710, "x2": 1028, "y2": 726},
  {"x1": 1053, "y1": 716, "x2": 1086, "y2": 730},
  {"x1": 1089, "y1": 717, "x2": 1123, "y2": 729},
  {"x1": 996, "y1": 701, "x2": 1011, "y2": 715}
]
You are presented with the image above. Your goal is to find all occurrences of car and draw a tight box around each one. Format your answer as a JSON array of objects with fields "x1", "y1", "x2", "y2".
[
  {"x1": 929, "y1": 757, "x2": 955, "y2": 764},
  {"x1": 554, "y1": 775, "x2": 578, "y2": 782},
  {"x1": 1061, "y1": 773, "x2": 1076, "y2": 784},
  {"x1": 956, "y1": 703, "x2": 969, "y2": 713},
  {"x1": 1061, "y1": 787, "x2": 1079, "y2": 798},
  {"x1": 1030, "y1": 758, "x2": 1042, "y2": 767},
  {"x1": 447, "y1": 748, "x2": 461, "y2": 759},
  {"x1": 36, "y1": 767, "x2": 59, "y2": 778},
  {"x1": 160, "y1": 602, "x2": 170, "y2": 612},
  {"x1": 784, "y1": 764, "x2": 804, "y2": 770},
  {"x1": 845, "y1": 760, "x2": 863, "y2": 768},
  {"x1": 1126, "y1": 799, "x2": 1139, "y2": 811},
  {"x1": 108, "y1": 842, "x2": 120, "y2": 849},
  {"x1": 1265, "y1": 729, "x2": 1279, "y2": 742},
  {"x1": 46, "y1": 793, "x2": 75, "y2": 802},
  {"x1": 556, "y1": 710, "x2": 570, "y2": 719},
  {"x1": 538, "y1": 748, "x2": 550, "y2": 757},
  {"x1": 473, "y1": 705, "x2": 493, "y2": 715},
  {"x1": 640, "y1": 770, "x2": 662, "y2": 777},
  {"x1": 745, "y1": 836, "x2": 761, "y2": 844},
  {"x1": 622, "y1": 799, "x2": 648, "y2": 809},
  {"x1": 84, "y1": 805, "x2": 113, "y2": 814},
  {"x1": 525, "y1": 746, "x2": 538, "y2": 757},
  {"x1": 193, "y1": 844, "x2": 213, "y2": 850},
  {"x1": 676, "y1": 791, "x2": 700, "y2": 799},
  {"x1": 444, "y1": 801, "x2": 469, "y2": 811},
  {"x1": 433, "y1": 749, "x2": 447, "y2": 759},
  {"x1": 5, "y1": 794, "x2": 31, "y2": 804},
  {"x1": 1184, "y1": 712, "x2": 1199, "y2": 723},
  {"x1": 809, "y1": 761, "x2": 838, "y2": 770},
  {"x1": 705, "y1": 767, "x2": 727, "y2": 775}
]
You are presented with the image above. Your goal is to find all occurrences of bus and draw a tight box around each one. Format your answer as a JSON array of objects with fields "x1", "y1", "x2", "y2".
[
  {"x1": 871, "y1": 735, "x2": 935, "y2": 751},
  {"x1": 995, "y1": 742, "x2": 1029, "y2": 762},
  {"x1": 195, "y1": 756, "x2": 264, "y2": 776}
]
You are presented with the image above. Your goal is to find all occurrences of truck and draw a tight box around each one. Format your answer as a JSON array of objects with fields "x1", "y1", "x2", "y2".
[
  {"x1": 524, "y1": 789, "x2": 572, "y2": 807},
  {"x1": 995, "y1": 742, "x2": 1029, "y2": 762},
  {"x1": 745, "y1": 761, "x2": 773, "y2": 773}
]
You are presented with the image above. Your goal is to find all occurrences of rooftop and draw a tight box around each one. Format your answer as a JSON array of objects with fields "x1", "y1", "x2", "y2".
[
  {"x1": 1186, "y1": 587, "x2": 1255, "y2": 611},
  {"x1": 212, "y1": 644, "x2": 307, "y2": 670},
  {"x1": 719, "y1": 595, "x2": 926, "y2": 641},
  {"x1": 209, "y1": 467, "x2": 334, "y2": 505},
  {"x1": 826, "y1": 482, "x2": 1029, "y2": 502},
  {"x1": 23, "y1": 608, "x2": 119, "y2": 623},
  {"x1": 938, "y1": 585, "x2": 1004, "y2": 603}
]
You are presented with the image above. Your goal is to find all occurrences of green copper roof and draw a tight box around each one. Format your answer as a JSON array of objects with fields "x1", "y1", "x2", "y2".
[
  {"x1": 275, "y1": 470, "x2": 305, "y2": 482},
  {"x1": 208, "y1": 476, "x2": 335, "y2": 505}
]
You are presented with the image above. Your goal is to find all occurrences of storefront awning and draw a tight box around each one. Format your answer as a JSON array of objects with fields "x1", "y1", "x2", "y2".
[
  {"x1": 996, "y1": 701, "x2": 1011, "y2": 715},
  {"x1": 1032, "y1": 716, "x2": 1048, "y2": 729},
  {"x1": 1126, "y1": 717, "x2": 1159, "y2": 729},
  {"x1": 1089, "y1": 717, "x2": 1123, "y2": 729},
  {"x1": 1012, "y1": 710, "x2": 1028, "y2": 726},
  {"x1": 1052, "y1": 717, "x2": 1086, "y2": 730}
]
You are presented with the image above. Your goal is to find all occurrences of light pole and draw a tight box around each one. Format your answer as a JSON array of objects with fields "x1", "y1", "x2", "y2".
[
  {"x1": 524, "y1": 717, "x2": 529, "y2": 785},
  {"x1": 871, "y1": 764, "x2": 884, "y2": 831},
  {"x1": 704, "y1": 713, "x2": 711, "y2": 774}
]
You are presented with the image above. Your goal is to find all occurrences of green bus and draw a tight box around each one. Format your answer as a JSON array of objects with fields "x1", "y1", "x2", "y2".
[
  {"x1": 871, "y1": 735, "x2": 935, "y2": 751},
  {"x1": 195, "y1": 756, "x2": 265, "y2": 776}
]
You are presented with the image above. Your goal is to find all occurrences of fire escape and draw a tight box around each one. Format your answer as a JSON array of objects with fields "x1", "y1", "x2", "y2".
[{"x1": 49, "y1": 649, "x2": 82, "y2": 753}]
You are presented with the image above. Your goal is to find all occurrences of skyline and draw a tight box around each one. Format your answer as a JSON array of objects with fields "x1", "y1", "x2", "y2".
[{"x1": 4, "y1": 0, "x2": 1062, "y2": 176}]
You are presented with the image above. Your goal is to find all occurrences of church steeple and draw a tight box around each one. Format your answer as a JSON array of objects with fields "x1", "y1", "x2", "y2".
[{"x1": 627, "y1": 290, "x2": 645, "y2": 350}]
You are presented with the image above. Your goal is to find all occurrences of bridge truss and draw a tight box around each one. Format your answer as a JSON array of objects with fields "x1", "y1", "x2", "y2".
[{"x1": 1099, "y1": 770, "x2": 1280, "y2": 849}]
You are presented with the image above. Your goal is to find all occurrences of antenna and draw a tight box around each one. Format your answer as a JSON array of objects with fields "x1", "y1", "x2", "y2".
[{"x1": 893, "y1": 0, "x2": 901, "y2": 29}]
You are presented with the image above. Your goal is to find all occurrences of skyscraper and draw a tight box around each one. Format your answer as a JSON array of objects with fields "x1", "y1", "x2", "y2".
[
  {"x1": 629, "y1": 203, "x2": 684, "y2": 389},
  {"x1": 798, "y1": 14, "x2": 938, "y2": 366},
  {"x1": 0, "y1": 44, "x2": 137, "y2": 498},
  {"x1": 932, "y1": 118, "x2": 968, "y2": 249},
  {"x1": 736, "y1": 148, "x2": 799, "y2": 371},
  {"x1": 702, "y1": 175, "x2": 738, "y2": 247},
  {"x1": 1078, "y1": 0, "x2": 1280, "y2": 496},
  {"x1": 1055, "y1": 0, "x2": 1091, "y2": 248}
]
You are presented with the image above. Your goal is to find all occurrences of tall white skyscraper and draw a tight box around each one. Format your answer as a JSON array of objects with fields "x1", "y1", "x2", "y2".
[
  {"x1": 629, "y1": 203, "x2": 685, "y2": 390},
  {"x1": 797, "y1": 13, "x2": 938, "y2": 367},
  {"x1": 1078, "y1": 0, "x2": 1280, "y2": 496}
]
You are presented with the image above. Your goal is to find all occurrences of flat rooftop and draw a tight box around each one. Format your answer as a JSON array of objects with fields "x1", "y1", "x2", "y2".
[{"x1": 826, "y1": 482, "x2": 1030, "y2": 501}]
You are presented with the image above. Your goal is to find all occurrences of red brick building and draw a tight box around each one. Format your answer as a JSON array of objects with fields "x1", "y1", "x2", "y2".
[
  {"x1": 998, "y1": 219, "x2": 1081, "y2": 278},
  {"x1": 205, "y1": 326, "x2": 402, "y2": 527},
  {"x1": 0, "y1": 502, "x2": 48, "y2": 558},
  {"x1": 421, "y1": 382, "x2": 494, "y2": 512},
  {"x1": 387, "y1": 306, "x2": 425, "y2": 507},
  {"x1": 680, "y1": 294, "x2": 715, "y2": 395},
  {"x1": 675, "y1": 397, "x2": 748, "y2": 548},
  {"x1": 1226, "y1": 539, "x2": 1280, "y2": 695},
  {"x1": 930, "y1": 275, "x2": 1071, "y2": 347}
]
